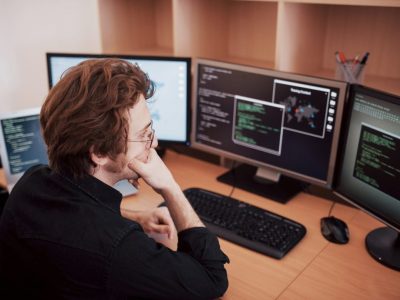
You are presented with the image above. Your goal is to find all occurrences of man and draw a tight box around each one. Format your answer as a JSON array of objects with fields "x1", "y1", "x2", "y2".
[{"x1": 0, "y1": 59, "x2": 229, "y2": 299}]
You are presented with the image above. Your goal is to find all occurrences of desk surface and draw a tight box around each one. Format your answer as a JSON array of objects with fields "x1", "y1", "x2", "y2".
[
  {"x1": 121, "y1": 151, "x2": 400, "y2": 300},
  {"x1": 1, "y1": 151, "x2": 399, "y2": 299}
]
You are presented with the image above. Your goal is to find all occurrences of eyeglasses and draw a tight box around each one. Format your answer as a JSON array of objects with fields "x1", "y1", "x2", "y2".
[{"x1": 128, "y1": 121, "x2": 155, "y2": 150}]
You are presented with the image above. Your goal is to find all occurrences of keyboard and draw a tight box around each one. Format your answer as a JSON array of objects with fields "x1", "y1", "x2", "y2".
[{"x1": 184, "y1": 187, "x2": 306, "y2": 259}]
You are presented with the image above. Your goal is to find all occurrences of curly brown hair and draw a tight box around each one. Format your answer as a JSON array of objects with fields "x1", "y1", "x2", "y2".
[{"x1": 40, "y1": 58, "x2": 155, "y2": 177}]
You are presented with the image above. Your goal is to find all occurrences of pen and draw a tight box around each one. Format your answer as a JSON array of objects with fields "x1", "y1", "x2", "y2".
[
  {"x1": 354, "y1": 52, "x2": 370, "y2": 79},
  {"x1": 335, "y1": 51, "x2": 343, "y2": 64},
  {"x1": 360, "y1": 52, "x2": 369, "y2": 65},
  {"x1": 338, "y1": 51, "x2": 347, "y2": 64},
  {"x1": 352, "y1": 55, "x2": 360, "y2": 70},
  {"x1": 335, "y1": 51, "x2": 356, "y2": 82}
]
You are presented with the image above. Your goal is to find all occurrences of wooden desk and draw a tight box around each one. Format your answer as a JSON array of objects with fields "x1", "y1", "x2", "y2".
[
  {"x1": 121, "y1": 151, "x2": 400, "y2": 300},
  {"x1": 1, "y1": 151, "x2": 399, "y2": 299}
]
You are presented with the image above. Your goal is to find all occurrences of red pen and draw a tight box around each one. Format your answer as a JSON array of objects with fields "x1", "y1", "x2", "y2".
[
  {"x1": 335, "y1": 51, "x2": 356, "y2": 82},
  {"x1": 338, "y1": 51, "x2": 347, "y2": 64}
]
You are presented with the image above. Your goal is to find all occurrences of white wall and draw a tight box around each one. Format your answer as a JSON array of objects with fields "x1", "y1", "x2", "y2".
[{"x1": 0, "y1": 0, "x2": 102, "y2": 113}]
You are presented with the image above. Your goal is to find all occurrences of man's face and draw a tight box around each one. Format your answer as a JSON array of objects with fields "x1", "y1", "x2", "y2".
[{"x1": 103, "y1": 94, "x2": 158, "y2": 182}]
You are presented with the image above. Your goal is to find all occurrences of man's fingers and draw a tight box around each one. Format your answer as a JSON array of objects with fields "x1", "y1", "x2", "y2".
[
  {"x1": 128, "y1": 149, "x2": 158, "y2": 170},
  {"x1": 127, "y1": 159, "x2": 141, "y2": 172},
  {"x1": 150, "y1": 224, "x2": 171, "y2": 236},
  {"x1": 128, "y1": 178, "x2": 140, "y2": 189},
  {"x1": 156, "y1": 208, "x2": 175, "y2": 239},
  {"x1": 157, "y1": 208, "x2": 174, "y2": 227}
]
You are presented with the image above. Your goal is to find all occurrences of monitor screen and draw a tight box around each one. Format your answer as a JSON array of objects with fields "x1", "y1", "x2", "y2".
[
  {"x1": 192, "y1": 59, "x2": 347, "y2": 193},
  {"x1": 46, "y1": 53, "x2": 191, "y2": 145},
  {"x1": 335, "y1": 85, "x2": 400, "y2": 230},
  {"x1": 0, "y1": 108, "x2": 48, "y2": 190},
  {"x1": 334, "y1": 85, "x2": 400, "y2": 270}
]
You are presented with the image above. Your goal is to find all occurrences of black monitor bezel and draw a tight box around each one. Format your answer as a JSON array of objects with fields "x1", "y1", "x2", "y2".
[
  {"x1": 191, "y1": 58, "x2": 349, "y2": 188},
  {"x1": 333, "y1": 84, "x2": 400, "y2": 232},
  {"x1": 46, "y1": 52, "x2": 191, "y2": 146}
]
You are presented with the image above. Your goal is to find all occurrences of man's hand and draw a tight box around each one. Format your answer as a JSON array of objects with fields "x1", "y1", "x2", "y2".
[
  {"x1": 128, "y1": 149, "x2": 204, "y2": 232},
  {"x1": 121, "y1": 206, "x2": 175, "y2": 240},
  {"x1": 128, "y1": 149, "x2": 177, "y2": 194}
]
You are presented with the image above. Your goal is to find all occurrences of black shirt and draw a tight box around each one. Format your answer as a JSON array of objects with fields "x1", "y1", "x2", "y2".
[{"x1": 0, "y1": 165, "x2": 229, "y2": 299}]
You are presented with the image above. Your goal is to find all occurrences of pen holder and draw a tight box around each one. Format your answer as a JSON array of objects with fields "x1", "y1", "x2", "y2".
[{"x1": 335, "y1": 60, "x2": 366, "y2": 84}]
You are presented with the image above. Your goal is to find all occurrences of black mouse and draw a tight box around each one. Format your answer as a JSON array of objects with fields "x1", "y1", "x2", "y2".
[{"x1": 320, "y1": 216, "x2": 349, "y2": 244}]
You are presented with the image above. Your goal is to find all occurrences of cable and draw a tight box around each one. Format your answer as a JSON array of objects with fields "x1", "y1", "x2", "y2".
[
  {"x1": 327, "y1": 200, "x2": 336, "y2": 217},
  {"x1": 300, "y1": 184, "x2": 336, "y2": 217}
]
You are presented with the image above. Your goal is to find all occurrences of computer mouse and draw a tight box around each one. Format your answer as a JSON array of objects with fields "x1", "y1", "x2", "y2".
[{"x1": 320, "y1": 216, "x2": 349, "y2": 244}]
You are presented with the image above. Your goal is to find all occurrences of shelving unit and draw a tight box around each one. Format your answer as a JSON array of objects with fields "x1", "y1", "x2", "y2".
[
  {"x1": 277, "y1": 2, "x2": 400, "y2": 95},
  {"x1": 98, "y1": 0, "x2": 173, "y2": 55},
  {"x1": 98, "y1": 0, "x2": 400, "y2": 95},
  {"x1": 173, "y1": 0, "x2": 278, "y2": 69}
]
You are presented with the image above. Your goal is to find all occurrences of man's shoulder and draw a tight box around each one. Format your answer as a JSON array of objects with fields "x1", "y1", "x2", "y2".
[
  {"x1": 25, "y1": 164, "x2": 50, "y2": 175},
  {"x1": 17, "y1": 164, "x2": 51, "y2": 184},
  {"x1": 7, "y1": 166, "x2": 143, "y2": 257},
  {"x1": 9, "y1": 164, "x2": 53, "y2": 197}
]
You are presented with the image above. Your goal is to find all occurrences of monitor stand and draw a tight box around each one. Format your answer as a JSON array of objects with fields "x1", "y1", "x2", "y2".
[
  {"x1": 217, "y1": 164, "x2": 306, "y2": 204},
  {"x1": 156, "y1": 146, "x2": 166, "y2": 158},
  {"x1": 365, "y1": 227, "x2": 400, "y2": 271}
]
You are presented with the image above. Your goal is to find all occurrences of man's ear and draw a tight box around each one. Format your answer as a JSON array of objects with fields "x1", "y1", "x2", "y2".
[{"x1": 89, "y1": 146, "x2": 109, "y2": 167}]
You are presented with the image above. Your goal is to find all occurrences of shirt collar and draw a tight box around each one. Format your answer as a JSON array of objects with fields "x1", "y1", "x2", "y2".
[{"x1": 59, "y1": 170, "x2": 123, "y2": 214}]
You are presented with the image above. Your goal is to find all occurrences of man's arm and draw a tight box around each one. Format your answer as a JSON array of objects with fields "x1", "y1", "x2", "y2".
[
  {"x1": 128, "y1": 149, "x2": 204, "y2": 232},
  {"x1": 124, "y1": 149, "x2": 229, "y2": 299},
  {"x1": 121, "y1": 206, "x2": 178, "y2": 249},
  {"x1": 107, "y1": 226, "x2": 229, "y2": 300},
  {"x1": 121, "y1": 206, "x2": 175, "y2": 239}
]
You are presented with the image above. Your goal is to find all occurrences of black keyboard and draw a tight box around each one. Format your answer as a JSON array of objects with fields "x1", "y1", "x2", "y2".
[{"x1": 184, "y1": 187, "x2": 306, "y2": 259}]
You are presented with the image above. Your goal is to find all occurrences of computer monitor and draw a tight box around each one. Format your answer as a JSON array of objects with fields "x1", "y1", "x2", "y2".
[
  {"x1": 0, "y1": 108, "x2": 136, "y2": 196},
  {"x1": 46, "y1": 53, "x2": 191, "y2": 145},
  {"x1": 334, "y1": 85, "x2": 400, "y2": 271},
  {"x1": 0, "y1": 108, "x2": 48, "y2": 191},
  {"x1": 192, "y1": 59, "x2": 348, "y2": 203}
]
